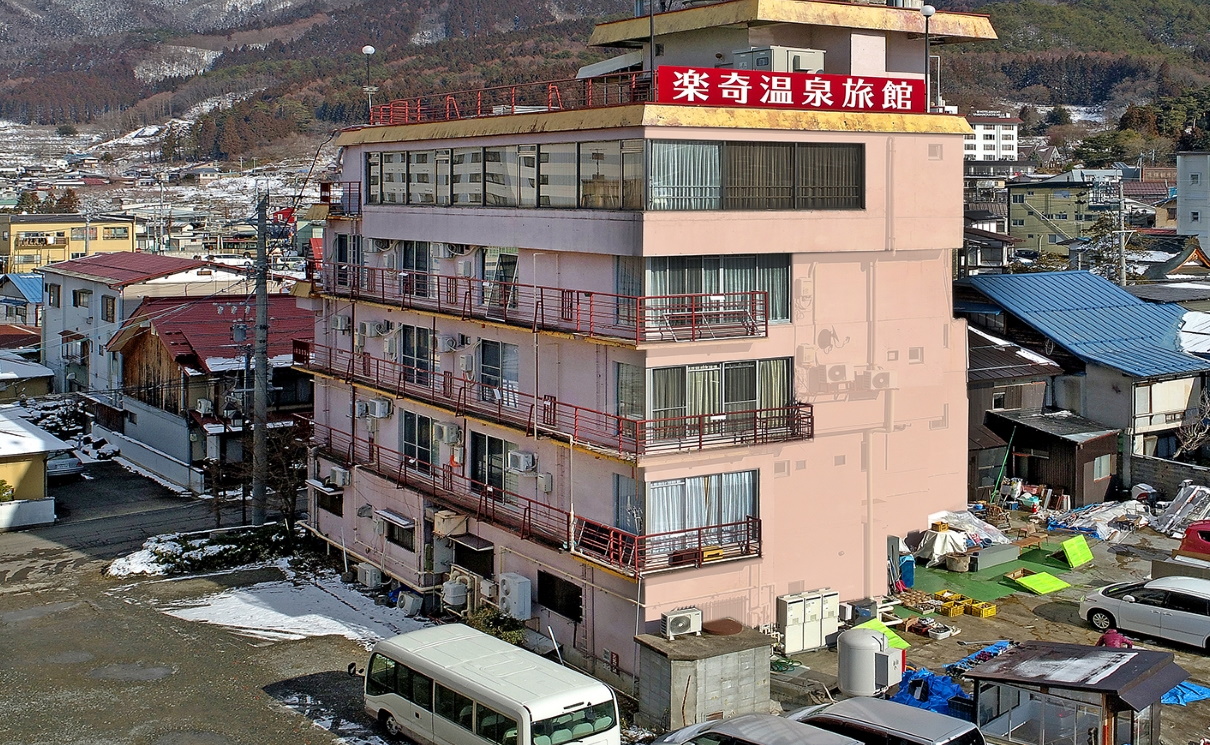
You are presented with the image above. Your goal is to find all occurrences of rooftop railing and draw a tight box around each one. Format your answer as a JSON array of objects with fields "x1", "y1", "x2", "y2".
[
  {"x1": 309, "y1": 420, "x2": 761, "y2": 576},
  {"x1": 369, "y1": 72, "x2": 653, "y2": 126},
  {"x1": 294, "y1": 340, "x2": 813, "y2": 457},
  {"x1": 320, "y1": 262, "x2": 768, "y2": 343}
]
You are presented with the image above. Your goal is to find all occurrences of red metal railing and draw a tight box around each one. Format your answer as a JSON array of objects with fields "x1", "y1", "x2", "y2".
[
  {"x1": 309, "y1": 420, "x2": 760, "y2": 575},
  {"x1": 320, "y1": 263, "x2": 768, "y2": 343},
  {"x1": 318, "y1": 182, "x2": 362, "y2": 216},
  {"x1": 295, "y1": 340, "x2": 813, "y2": 457},
  {"x1": 369, "y1": 72, "x2": 655, "y2": 126}
]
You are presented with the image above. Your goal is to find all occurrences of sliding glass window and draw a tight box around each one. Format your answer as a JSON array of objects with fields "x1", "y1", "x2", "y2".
[
  {"x1": 724, "y1": 143, "x2": 793, "y2": 209},
  {"x1": 797, "y1": 143, "x2": 864, "y2": 210},
  {"x1": 407, "y1": 151, "x2": 435, "y2": 204},
  {"x1": 484, "y1": 146, "x2": 521, "y2": 207},
  {"x1": 648, "y1": 141, "x2": 721, "y2": 210},
  {"x1": 646, "y1": 254, "x2": 791, "y2": 322},
  {"x1": 579, "y1": 141, "x2": 622, "y2": 209},
  {"x1": 452, "y1": 147, "x2": 483, "y2": 205},
  {"x1": 538, "y1": 143, "x2": 578, "y2": 208}
]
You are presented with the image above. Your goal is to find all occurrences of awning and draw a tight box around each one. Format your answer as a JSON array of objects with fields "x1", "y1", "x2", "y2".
[
  {"x1": 451, "y1": 534, "x2": 493, "y2": 551},
  {"x1": 59, "y1": 330, "x2": 86, "y2": 342},
  {"x1": 954, "y1": 300, "x2": 1003, "y2": 315},
  {"x1": 374, "y1": 509, "x2": 414, "y2": 529}
]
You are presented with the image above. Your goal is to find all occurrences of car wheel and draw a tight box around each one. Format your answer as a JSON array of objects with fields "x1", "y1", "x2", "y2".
[
  {"x1": 1088, "y1": 609, "x2": 1115, "y2": 631},
  {"x1": 383, "y1": 713, "x2": 404, "y2": 738}
]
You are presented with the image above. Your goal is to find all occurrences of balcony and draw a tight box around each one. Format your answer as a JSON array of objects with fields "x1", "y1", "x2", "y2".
[
  {"x1": 294, "y1": 340, "x2": 813, "y2": 458},
  {"x1": 318, "y1": 182, "x2": 362, "y2": 217},
  {"x1": 321, "y1": 263, "x2": 769, "y2": 343},
  {"x1": 310, "y1": 420, "x2": 760, "y2": 577},
  {"x1": 370, "y1": 72, "x2": 652, "y2": 126}
]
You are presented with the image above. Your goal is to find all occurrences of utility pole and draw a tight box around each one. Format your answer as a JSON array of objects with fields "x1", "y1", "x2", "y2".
[
  {"x1": 1118, "y1": 179, "x2": 1127, "y2": 286},
  {"x1": 252, "y1": 194, "x2": 269, "y2": 525}
]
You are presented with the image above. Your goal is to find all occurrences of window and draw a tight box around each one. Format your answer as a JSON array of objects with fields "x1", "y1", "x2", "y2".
[
  {"x1": 1092, "y1": 454, "x2": 1112, "y2": 480},
  {"x1": 908, "y1": 347, "x2": 924, "y2": 364},
  {"x1": 399, "y1": 665, "x2": 433, "y2": 709},
  {"x1": 398, "y1": 324, "x2": 432, "y2": 384},
  {"x1": 70, "y1": 226, "x2": 97, "y2": 241},
  {"x1": 317, "y1": 488, "x2": 343, "y2": 516},
  {"x1": 435, "y1": 684, "x2": 474, "y2": 730},
  {"x1": 1192, "y1": 173, "x2": 1201, "y2": 185},
  {"x1": 723, "y1": 142, "x2": 793, "y2": 209},
  {"x1": 1193, "y1": 211, "x2": 1202, "y2": 223},
  {"x1": 386, "y1": 520, "x2": 415, "y2": 551},
  {"x1": 650, "y1": 358, "x2": 791, "y2": 439},
  {"x1": 47, "y1": 283, "x2": 60, "y2": 308},
  {"x1": 538, "y1": 143, "x2": 578, "y2": 208},
  {"x1": 645, "y1": 254, "x2": 791, "y2": 322},
  {"x1": 404, "y1": 151, "x2": 431, "y2": 204},
  {"x1": 470, "y1": 432, "x2": 517, "y2": 500},
  {"x1": 797, "y1": 143, "x2": 864, "y2": 210},
  {"x1": 402, "y1": 410, "x2": 436, "y2": 472},
  {"x1": 400, "y1": 241, "x2": 434, "y2": 298},
  {"x1": 479, "y1": 340, "x2": 519, "y2": 404},
  {"x1": 1011, "y1": 219, "x2": 1025, "y2": 227},
  {"x1": 481, "y1": 247, "x2": 519, "y2": 309},
  {"x1": 366, "y1": 653, "x2": 396, "y2": 696},
  {"x1": 476, "y1": 703, "x2": 518, "y2": 745},
  {"x1": 452, "y1": 147, "x2": 483, "y2": 205},
  {"x1": 644, "y1": 470, "x2": 758, "y2": 546},
  {"x1": 649, "y1": 141, "x2": 721, "y2": 210},
  {"x1": 72, "y1": 289, "x2": 91, "y2": 308},
  {"x1": 1165, "y1": 592, "x2": 1209, "y2": 616},
  {"x1": 983, "y1": 134, "x2": 995, "y2": 140},
  {"x1": 379, "y1": 151, "x2": 406, "y2": 204},
  {"x1": 965, "y1": 144, "x2": 977, "y2": 151},
  {"x1": 1011, "y1": 194, "x2": 1025, "y2": 204},
  {"x1": 101, "y1": 295, "x2": 116, "y2": 323},
  {"x1": 579, "y1": 141, "x2": 622, "y2": 209},
  {"x1": 102, "y1": 226, "x2": 129, "y2": 240},
  {"x1": 537, "y1": 570, "x2": 583, "y2": 622},
  {"x1": 1047, "y1": 234, "x2": 1061, "y2": 244},
  {"x1": 366, "y1": 152, "x2": 381, "y2": 204},
  {"x1": 991, "y1": 391, "x2": 1006, "y2": 410},
  {"x1": 485, "y1": 146, "x2": 522, "y2": 207}
]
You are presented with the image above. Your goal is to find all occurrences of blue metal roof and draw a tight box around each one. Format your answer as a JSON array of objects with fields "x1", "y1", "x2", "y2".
[
  {"x1": 968, "y1": 271, "x2": 1210, "y2": 379},
  {"x1": 1, "y1": 274, "x2": 42, "y2": 304}
]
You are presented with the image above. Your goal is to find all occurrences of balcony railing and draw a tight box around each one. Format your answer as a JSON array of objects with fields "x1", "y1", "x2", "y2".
[
  {"x1": 369, "y1": 72, "x2": 653, "y2": 126},
  {"x1": 321, "y1": 263, "x2": 768, "y2": 343},
  {"x1": 318, "y1": 182, "x2": 362, "y2": 217},
  {"x1": 294, "y1": 340, "x2": 813, "y2": 458},
  {"x1": 309, "y1": 420, "x2": 760, "y2": 576}
]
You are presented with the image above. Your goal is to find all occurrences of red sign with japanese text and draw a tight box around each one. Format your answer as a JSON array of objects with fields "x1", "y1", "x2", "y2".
[{"x1": 656, "y1": 66, "x2": 925, "y2": 114}]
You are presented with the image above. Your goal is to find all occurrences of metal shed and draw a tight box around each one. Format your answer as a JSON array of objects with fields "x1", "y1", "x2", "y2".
[{"x1": 964, "y1": 641, "x2": 1187, "y2": 745}]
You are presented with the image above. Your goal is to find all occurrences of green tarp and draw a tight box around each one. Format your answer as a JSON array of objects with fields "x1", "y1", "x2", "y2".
[
  {"x1": 1054, "y1": 535, "x2": 1094, "y2": 567},
  {"x1": 1008, "y1": 570, "x2": 1071, "y2": 595},
  {"x1": 854, "y1": 617, "x2": 911, "y2": 649}
]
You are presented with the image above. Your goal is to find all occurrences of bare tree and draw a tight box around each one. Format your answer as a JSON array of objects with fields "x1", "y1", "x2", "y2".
[{"x1": 1174, "y1": 389, "x2": 1210, "y2": 460}]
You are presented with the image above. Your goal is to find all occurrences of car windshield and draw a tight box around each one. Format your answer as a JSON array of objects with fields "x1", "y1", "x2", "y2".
[
  {"x1": 1104, "y1": 582, "x2": 1146, "y2": 599},
  {"x1": 531, "y1": 701, "x2": 617, "y2": 745}
]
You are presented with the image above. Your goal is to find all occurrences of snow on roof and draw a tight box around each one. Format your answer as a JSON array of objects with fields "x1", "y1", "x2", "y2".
[
  {"x1": 39, "y1": 252, "x2": 208, "y2": 288},
  {"x1": 0, "y1": 406, "x2": 70, "y2": 456},
  {"x1": 0, "y1": 352, "x2": 53, "y2": 381}
]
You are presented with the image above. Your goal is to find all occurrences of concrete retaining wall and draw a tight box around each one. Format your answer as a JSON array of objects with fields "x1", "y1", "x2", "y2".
[
  {"x1": 1130, "y1": 455, "x2": 1210, "y2": 499},
  {"x1": 93, "y1": 424, "x2": 204, "y2": 494},
  {"x1": 0, "y1": 497, "x2": 55, "y2": 530}
]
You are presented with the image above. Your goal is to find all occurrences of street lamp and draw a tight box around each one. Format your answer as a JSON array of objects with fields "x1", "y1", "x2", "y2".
[
  {"x1": 361, "y1": 45, "x2": 379, "y2": 120},
  {"x1": 921, "y1": 5, "x2": 935, "y2": 112}
]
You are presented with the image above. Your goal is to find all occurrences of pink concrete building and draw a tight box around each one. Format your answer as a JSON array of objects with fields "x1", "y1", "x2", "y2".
[{"x1": 297, "y1": 0, "x2": 995, "y2": 690}]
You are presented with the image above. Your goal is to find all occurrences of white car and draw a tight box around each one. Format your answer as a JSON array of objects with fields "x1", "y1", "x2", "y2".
[
  {"x1": 1079, "y1": 576, "x2": 1210, "y2": 649},
  {"x1": 46, "y1": 450, "x2": 84, "y2": 479},
  {"x1": 653, "y1": 714, "x2": 861, "y2": 745},
  {"x1": 785, "y1": 698, "x2": 984, "y2": 745}
]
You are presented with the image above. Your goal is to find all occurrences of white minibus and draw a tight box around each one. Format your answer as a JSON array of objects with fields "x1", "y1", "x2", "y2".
[{"x1": 363, "y1": 624, "x2": 620, "y2": 745}]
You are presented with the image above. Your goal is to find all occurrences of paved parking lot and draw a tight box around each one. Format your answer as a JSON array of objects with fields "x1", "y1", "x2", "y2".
[{"x1": 0, "y1": 461, "x2": 377, "y2": 745}]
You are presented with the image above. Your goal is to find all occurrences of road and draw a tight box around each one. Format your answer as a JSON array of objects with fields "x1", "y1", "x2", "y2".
[{"x1": 0, "y1": 461, "x2": 380, "y2": 745}]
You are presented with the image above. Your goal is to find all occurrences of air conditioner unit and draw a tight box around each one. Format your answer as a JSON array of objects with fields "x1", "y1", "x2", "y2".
[
  {"x1": 870, "y1": 370, "x2": 898, "y2": 390},
  {"x1": 366, "y1": 238, "x2": 390, "y2": 253},
  {"x1": 433, "y1": 422, "x2": 462, "y2": 444},
  {"x1": 332, "y1": 314, "x2": 351, "y2": 331},
  {"x1": 359, "y1": 320, "x2": 384, "y2": 338},
  {"x1": 373, "y1": 516, "x2": 387, "y2": 535},
  {"x1": 384, "y1": 337, "x2": 398, "y2": 357},
  {"x1": 661, "y1": 607, "x2": 704, "y2": 640},
  {"x1": 195, "y1": 398, "x2": 214, "y2": 415},
  {"x1": 498, "y1": 572, "x2": 532, "y2": 620},
  {"x1": 328, "y1": 466, "x2": 350, "y2": 486},
  {"x1": 825, "y1": 364, "x2": 852, "y2": 384},
  {"x1": 433, "y1": 509, "x2": 467, "y2": 537},
  {"x1": 368, "y1": 399, "x2": 392, "y2": 418},
  {"x1": 355, "y1": 401, "x2": 370, "y2": 418},
  {"x1": 507, "y1": 450, "x2": 537, "y2": 472},
  {"x1": 437, "y1": 334, "x2": 460, "y2": 353},
  {"x1": 356, "y1": 562, "x2": 384, "y2": 588},
  {"x1": 458, "y1": 353, "x2": 475, "y2": 372},
  {"x1": 456, "y1": 260, "x2": 474, "y2": 277}
]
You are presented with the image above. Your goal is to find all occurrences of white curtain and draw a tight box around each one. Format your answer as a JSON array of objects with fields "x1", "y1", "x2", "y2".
[
  {"x1": 644, "y1": 471, "x2": 757, "y2": 549},
  {"x1": 649, "y1": 141, "x2": 721, "y2": 210}
]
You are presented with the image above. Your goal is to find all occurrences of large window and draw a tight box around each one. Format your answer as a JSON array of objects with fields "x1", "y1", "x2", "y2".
[
  {"x1": 724, "y1": 142, "x2": 794, "y2": 209},
  {"x1": 102, "y1": 226, "x2": 129, "y2": 240},
  {"x1": 652, "y1": 358, "x2": 791, "y2": 421},
  {"x1": 485, "y1": 146, "x2": 522, "y2": 207},
  {"x1": 579, "y1": 141, "x2": 623, "y2": 209},
  {"x1": 452, "y1": 147, "x2": 483, "y2": 205},
  {"x1": 402, "y1": 411, "x2": 436, "y2": 471},
  {"x1": 649, "y1": 141, "x2": 721, "y2": 210},
  {"x1": 479, "y1": 340, "x2": 519, "y2": 405},
  {"x1": 382, "y1": 152, "x2": 407, "y2": 204},
  {"x1": 470, "y1": 432, "x2": 517, "y2": 500},
  {"x1": 398, "y1": 324, "x2": 432, "y2": 384},
  {"x1": 538, "y1": 143, "x2": 578, "y2": 208},
  {"x1": 407, "y1": 151, "x2": 434, "y2": 204},
  {"x1": 645, "y1": 254, "x2": 790, "y2": 322},
  {"x1": 796, "y1": 143, "x2": 864, "y2": 210},
  {"x1": 646, "y1": 470, "x2": 758, "y2": 542}
]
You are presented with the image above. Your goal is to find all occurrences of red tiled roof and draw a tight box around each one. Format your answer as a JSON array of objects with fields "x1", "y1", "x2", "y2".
[
  {"x1": 0, "y1": 324, "x2": 40, "y2": 350},
  {"x1": 112, "y1": 295, "x2": 314, "y2": 374},
  {"x1": 39, "y1": 252, "x2": 207, "y2": 288}
]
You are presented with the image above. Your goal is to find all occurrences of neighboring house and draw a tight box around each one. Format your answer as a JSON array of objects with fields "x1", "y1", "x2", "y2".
[
  {"x1": 294, "y1": 1, "x2": 995, "y2": 689},
  {"x1": 964, "y1": 111, "x2": 1021, "y2": 162},
  {"x1": 984, "y1": 409, "x2": 1120, "y2": 508},
  {"x1": 39, "y1": 252, "x2": 259, "y2": 395},
  {"x1": 960, "y1": 225, "x2": 1021, "y2": 276},
  {"x1": 0, "y1": 324, "x2": 41, "y2": 355},
  {"x1": 0, "y1": 273, "x2": 42, "y2": 326},
  {"x1": 965, "y1": 326, "x2": 1062, "y2": 500},
  {"x1": 1134, "y1": 232, "x2": 1210, "y2": 281},
  {"x1": 0, "y1": 352, "x2": 53, "y2": 401},
  {"x1": 959, "y1": 271, "x2": 1210, "y2": 478},
  {"x1": 0, "y1": 407, "x2": 71, "y2": 530},
  {"x1": 1155, "y1": 196, "x2": 1179, "y2": 229},
  {"x1": 0, "y1": 214, "x2": 137, "y2": 271},
  {"x1": 1006, "y1": 180, "x2": 1094, "y2": 253},
  {"x1": 1130, "y1": 282, "x2": 1210, "y2": 311},
  {"x1": 95, "y1": 295, "x2": 314, "y2": 493}
]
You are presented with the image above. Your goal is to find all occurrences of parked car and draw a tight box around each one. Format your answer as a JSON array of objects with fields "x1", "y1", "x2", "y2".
[
  {"x1": 1079, "y1": 575, "x2": 1210, "y2": 649},
  {"x1": 653, "y1": 713, "x2": 862, "y2": 745},
  {"x1": 46, "y1": 450, "x2": 84, "y2": 479},
  {"x1": 785, "y1": 698, "x2": 984, "y2": 745}
]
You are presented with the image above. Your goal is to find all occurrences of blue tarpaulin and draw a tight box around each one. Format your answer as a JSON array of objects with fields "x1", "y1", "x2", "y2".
[
  {"x1": 1161, "y1": 681, "x2": 1210, "y2": 706},
  {"x1": 890, "y1": 668, "x2": 970, "y2": 720}
]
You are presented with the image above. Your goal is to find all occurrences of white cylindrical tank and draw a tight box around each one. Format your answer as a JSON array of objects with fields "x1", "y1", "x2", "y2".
[
  {"x1": 837, "y1": 628, "x2": 887, "y2": 697},
  {"x1": 442, "y1": 580, "x2": 467, "y2": 608}
]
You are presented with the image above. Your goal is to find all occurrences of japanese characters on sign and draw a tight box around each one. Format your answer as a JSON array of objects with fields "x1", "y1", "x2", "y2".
[{"x1": 656, "y1": 66, "x2": 925, "y2": 114}]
